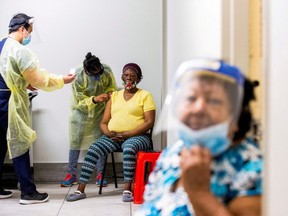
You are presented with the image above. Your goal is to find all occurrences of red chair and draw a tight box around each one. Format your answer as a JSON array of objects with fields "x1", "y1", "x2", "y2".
[{"x1": 133, "y1": 151, "x2": 161, "y2": 204}]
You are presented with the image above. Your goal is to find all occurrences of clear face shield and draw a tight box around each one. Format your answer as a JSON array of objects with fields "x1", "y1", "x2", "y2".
[
  {"x1": 155, "y1": 59, "x2": 244, "y2": 156},
  {"x1": 9, "y1": 16, "x2": 41, "y2": 45},
  {"x1": 28, "y1": 18, "x2": 42, "y2": 45}
]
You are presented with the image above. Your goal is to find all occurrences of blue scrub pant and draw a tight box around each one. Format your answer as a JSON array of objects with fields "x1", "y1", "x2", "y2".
[
  {"x1": 0, "y1": 110, "x2": 36, "y2": 195},
  {"x1": 0, "y1": 110, "x2": 8, "y2": 190}
]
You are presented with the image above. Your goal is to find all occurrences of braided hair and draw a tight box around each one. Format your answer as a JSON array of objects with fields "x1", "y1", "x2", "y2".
[{"x1": 83, "y1": 52, "x2": 104, "y2": 77}]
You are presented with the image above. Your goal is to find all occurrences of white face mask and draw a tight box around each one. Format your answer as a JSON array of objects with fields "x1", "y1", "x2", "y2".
[{"x1": 178, "y1": 121, "x2": 232, "y2": 156}]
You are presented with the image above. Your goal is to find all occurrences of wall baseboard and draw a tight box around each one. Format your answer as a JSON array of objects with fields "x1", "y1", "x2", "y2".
[
  {"x1": 33, "y1": 163, "x2": 123, "y2": 183},
  {"x1": 2, "y1": 162, "x2": 124, "y2": 188}
]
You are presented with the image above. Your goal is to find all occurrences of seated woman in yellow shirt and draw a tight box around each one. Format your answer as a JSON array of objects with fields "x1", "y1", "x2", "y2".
[{"x1": 66, "y1": 63, "x2": 156, "y2": 202}]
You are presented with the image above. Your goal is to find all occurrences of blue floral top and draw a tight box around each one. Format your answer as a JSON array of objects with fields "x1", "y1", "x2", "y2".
[{"x1": 136, "y1": 138, "x2": 263, "y2": 216}]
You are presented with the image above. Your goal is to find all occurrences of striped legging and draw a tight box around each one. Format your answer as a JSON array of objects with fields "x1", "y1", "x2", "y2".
[{"x1": 79, "y1": 134, "x2": 151, "y2": 184}]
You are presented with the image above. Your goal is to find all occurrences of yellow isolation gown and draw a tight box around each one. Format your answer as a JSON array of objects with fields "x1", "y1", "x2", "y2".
[
  {"x1": 0, "y1": 37, "x2": 64, "y2": 158},
  {"x1": 69, "y1": 64, "x2": 117, "y2": 150}
]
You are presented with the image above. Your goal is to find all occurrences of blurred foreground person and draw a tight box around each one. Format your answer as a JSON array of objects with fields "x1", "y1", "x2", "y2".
[{"x1": 137, "y1": 59, "x2": 262, "y2": 216}]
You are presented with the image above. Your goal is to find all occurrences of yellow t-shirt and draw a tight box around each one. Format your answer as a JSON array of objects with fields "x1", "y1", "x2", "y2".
[{"x1": 108, "y1": 89, "x2": 156, "y2": 132}]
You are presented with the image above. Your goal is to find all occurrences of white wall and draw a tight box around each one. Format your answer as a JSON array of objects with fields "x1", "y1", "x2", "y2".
[
  {"x1": 224, "y1": 0, "x2": 249, "y2": 73},
  {"x1": 164, "y1": 0, "x2": 222, "y2": 146},
  {"x1": 166, "y1": 0, "x2": 222, "y2": 90},
  {"x1": 263, "y1": 1, "x2": 288, "y2": 215},
  {"x1": 0, "y1": 0, "x2": 163, "y2": 162},
  {"x1": 165, "y1": 0, "x2": 249, "y2": 99},
  {"x1": 164, "y1": 0, "x2": 249, "y2": 146}
]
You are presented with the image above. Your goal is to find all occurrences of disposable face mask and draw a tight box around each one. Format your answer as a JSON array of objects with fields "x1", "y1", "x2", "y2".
[
  {"x1": 123, "y1": 81, "x2": 136, "y2": 90},
  {"x1": 22, "y1": 34, "x2": 31, "y2": 46},
  {"x1": 178, "y1": 121, "x2": 231, "y2": 156}
]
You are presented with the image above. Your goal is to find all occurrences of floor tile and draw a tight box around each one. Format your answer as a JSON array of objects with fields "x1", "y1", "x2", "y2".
[
  {"x1": 0, "y1": 183, "x2": 142, "y2": 216},
  {"x1": 132, "y1": 203, "x2": 142, "y2": 215}
]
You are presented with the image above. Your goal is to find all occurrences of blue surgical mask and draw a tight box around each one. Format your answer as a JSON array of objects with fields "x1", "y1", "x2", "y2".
[
  {"x1": 179, "y1": 121, "x2": 231, "y2": 156},
  {"x1": 22, "y1": 34, "x2": 31, "y2": 46}
]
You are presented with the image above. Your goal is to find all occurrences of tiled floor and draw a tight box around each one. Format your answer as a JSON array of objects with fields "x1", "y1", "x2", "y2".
[{"x1": 0, "y1": 183, "x2": 142, "y2": 216}]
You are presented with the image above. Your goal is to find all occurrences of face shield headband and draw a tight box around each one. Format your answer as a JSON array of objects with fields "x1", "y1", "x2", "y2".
[
  {"x1": 174, "y1": 59, "x2": 244, "y2": 87},
  {"x1": 9, "y1": 17, "x2": 34, "y2": 32}
]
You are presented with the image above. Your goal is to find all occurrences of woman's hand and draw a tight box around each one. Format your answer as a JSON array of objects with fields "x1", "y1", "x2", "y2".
[
  {"x1": 104, "y1": 130, "x2": 116, "y2": 138},
  {"x1": 108, "y1": 131, "x2": 131, "y2": 143},
  {"x1": 180, "y1": 146, "x2": 212, "y2": 195},
  {"x1": 110, "y1": 132, "x2": 127, "y2": 143}
]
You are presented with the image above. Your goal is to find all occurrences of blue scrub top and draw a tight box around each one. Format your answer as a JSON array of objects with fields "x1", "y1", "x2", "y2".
[{"x1": 0, "y1": 37, "x2": 11, "y2": 111}]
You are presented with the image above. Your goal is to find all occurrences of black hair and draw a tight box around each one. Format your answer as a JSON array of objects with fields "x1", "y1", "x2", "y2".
[
  {"x1": 83, "y1": 52, "x2": 104, "y2": 76},
  {"x1": 8, "y1": 13, "x2": 33, "y2": 34},
  {"x1": 233, "y1": 79, "x2": 259, "y2": 141}
]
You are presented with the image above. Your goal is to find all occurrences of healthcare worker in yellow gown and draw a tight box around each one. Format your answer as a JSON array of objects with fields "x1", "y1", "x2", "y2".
[
  {"x1": 0, "y1": 13, "x2": 75, "y2": 204},
  {"x1": 60, "y1": 52, "x2": 117, "y2": 187}
]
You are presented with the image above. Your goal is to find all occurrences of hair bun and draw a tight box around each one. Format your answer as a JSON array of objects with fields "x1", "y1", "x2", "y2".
[
  {"x1": 85, "y1": 52, "x2": 93, "y2": 60},
  {"x1": 253, "y1": 80, "x2": 260, "y2": 87}
]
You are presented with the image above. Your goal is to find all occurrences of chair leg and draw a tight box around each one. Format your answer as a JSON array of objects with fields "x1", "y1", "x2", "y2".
[
  {"x1": 99, "y1": 155, "x2": 108, "y2": 195},
  {"x1": 144, "y1": 162, "x2": 150, "y2": 182},
  {"x1": 111, "y1": 152, "x2": 118, "y2": 188}
]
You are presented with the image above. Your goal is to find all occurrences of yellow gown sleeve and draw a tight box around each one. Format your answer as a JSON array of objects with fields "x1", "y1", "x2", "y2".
[
  {"x1": 71, "y1": 66, "x2": 117, "y2": 114},
  {"x1": 13, "y1": 46, "x2": 65, "y2": 91},
  {"x1": 22, "y1": 67, "x2": 64, "y2": 91},
  {"x1": 71, "y1": 73, "x2": 97, "y2": 114}
]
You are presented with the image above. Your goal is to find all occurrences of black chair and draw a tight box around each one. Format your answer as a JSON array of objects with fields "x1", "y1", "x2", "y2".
[{"x1": 98, "y1": 128, "x2": 154, "y2": 194}]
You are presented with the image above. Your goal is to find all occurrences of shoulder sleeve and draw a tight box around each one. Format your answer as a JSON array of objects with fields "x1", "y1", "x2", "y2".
[
  {"x1": 71, "y1": 70, "x2": 98, "y2": 113},
  {"x1": 17, "y1": 47, "x2": 38, "y2": 72},
  {"x1": 111, "y1": 90, "x2": 120, "y2": 101},
  {"x1": 142, "y1": 91, "x2": 156, "y2": 112},
  {"x1": 19, "y1": 47, "x2": 64, "y2": 91},
  {"x1": 229, "y1": 142, "x2": 263, "y2": 199}
]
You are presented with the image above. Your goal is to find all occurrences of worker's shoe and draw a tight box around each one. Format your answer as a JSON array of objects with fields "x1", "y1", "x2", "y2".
[
  {"x1": 96, "y1": 174, "x2": 108, "y2": 187},
  {"x1": 0, "y1": 188, "x2": 12, "y2": 199},
  {"x1": 20, "y1": 191, "x2": 49, "y2": 205},
  {"x1": 60, "y1": 173, "x2": 77, "y2": 187}
]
